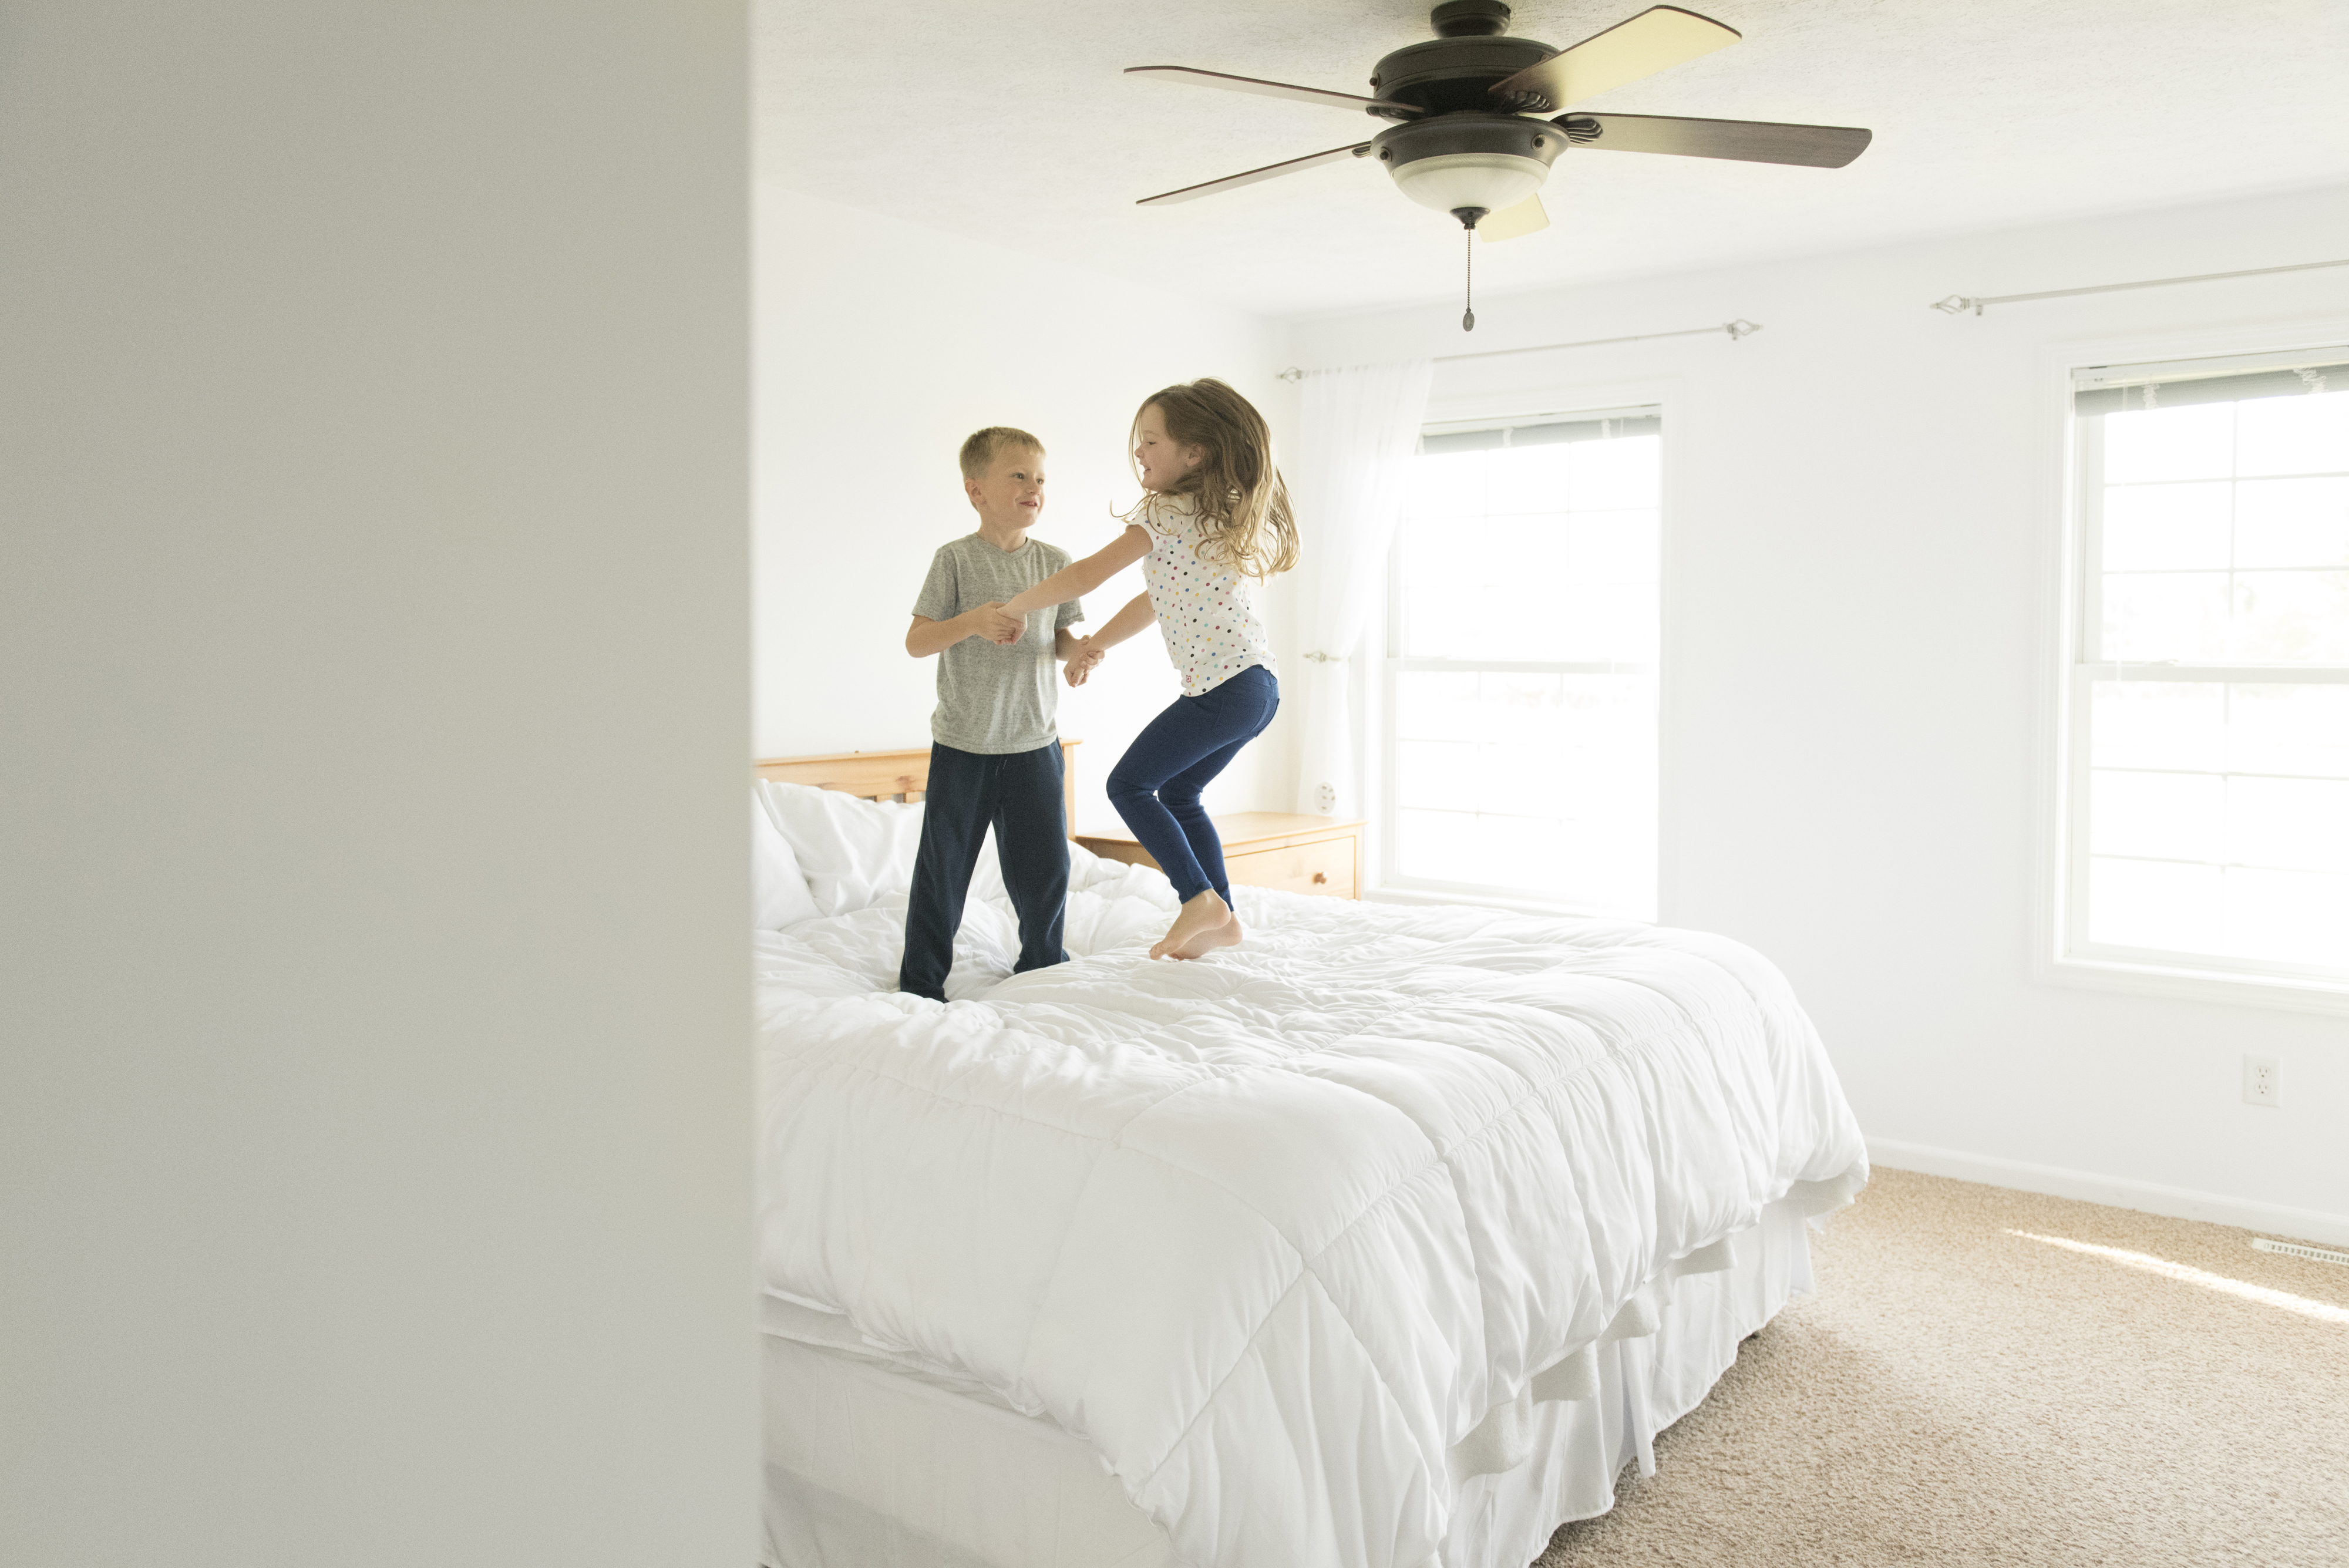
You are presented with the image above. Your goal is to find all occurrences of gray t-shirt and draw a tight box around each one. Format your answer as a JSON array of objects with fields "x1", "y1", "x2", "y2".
[{"x1": 911, "y1": 533, "x2": 1084, "y2": 755}]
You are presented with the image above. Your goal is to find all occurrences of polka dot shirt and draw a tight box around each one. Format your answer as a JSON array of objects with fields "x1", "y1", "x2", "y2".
[{"x1": 1140, "y1": 493, "x2": 1277, "y2": 698}]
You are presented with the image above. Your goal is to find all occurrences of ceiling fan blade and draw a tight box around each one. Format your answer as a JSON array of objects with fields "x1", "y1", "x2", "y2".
[
  {"x1": 1565, "y1": 112, "x2": 1872, "y2": 167},
  {"x1": 1478, "y1": 193, "x2": 1549, "y2": 242},
  {"x1": 1136, "y1": 142, "x2": 1372, "y2": 207},
  {"x1": 1126, "y1": 66, "x2": 1420, "y2": 116},
  {"x1": 1487, "y1": 6, "x2": 1739, "y2": 111}
]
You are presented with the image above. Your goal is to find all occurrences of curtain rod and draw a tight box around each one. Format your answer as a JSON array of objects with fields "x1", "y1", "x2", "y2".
[
  {"x1": 1931, "y1": 258, "x2": 2349, "y2": 317},
  {"x1": 1274, "y1": 319, "x2": 1760, "y2": 382}
]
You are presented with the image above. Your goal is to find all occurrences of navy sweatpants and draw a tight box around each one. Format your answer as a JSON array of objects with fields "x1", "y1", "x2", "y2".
[{"x1": 898, "y1": 741, "x2": 1069, "y2": 1001}]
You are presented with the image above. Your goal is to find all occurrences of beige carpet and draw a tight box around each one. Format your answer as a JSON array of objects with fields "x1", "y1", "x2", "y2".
[{"x1": 1536, "y1": 1167, "x2": 2349, "y2": 1567}]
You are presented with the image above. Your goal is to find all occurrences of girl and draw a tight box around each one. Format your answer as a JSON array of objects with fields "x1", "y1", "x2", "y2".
[{"x1": 998, "y1": 378, "x2": 1298, "y2": 961}]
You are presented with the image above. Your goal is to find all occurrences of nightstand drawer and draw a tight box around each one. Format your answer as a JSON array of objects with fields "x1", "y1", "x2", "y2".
[{"x1": 1224, "y1": 835, "x2": 1355, "y2": 899}]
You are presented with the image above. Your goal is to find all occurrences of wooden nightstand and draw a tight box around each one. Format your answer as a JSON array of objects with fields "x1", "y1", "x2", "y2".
[{"x1": 1075, "y1": 813, "x2": 1365, "y2": 900}]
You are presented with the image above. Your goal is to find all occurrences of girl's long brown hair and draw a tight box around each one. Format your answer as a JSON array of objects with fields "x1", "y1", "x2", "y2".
[{"x1": 1133, "y1": 378, "x2": 1300, "y2": 580}]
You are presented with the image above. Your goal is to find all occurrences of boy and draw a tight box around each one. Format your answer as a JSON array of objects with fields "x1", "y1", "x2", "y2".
[{"x1": 898, "y1": 427, "x2": 1102, "y2": 1001}]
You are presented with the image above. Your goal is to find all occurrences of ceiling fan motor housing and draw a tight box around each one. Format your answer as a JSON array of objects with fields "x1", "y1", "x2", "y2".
[
  {"x1": 1371, "y1": 112, "x2": 1564, "y2": 219},
  {"x1": 1370, "y1": 2, "x2": 1562, "y2": 116}
]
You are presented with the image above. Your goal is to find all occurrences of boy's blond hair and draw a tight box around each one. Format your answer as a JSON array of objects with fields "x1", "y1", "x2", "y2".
[{"x1": 959, "y1": 426, "x2": 1044, "y2": 482}]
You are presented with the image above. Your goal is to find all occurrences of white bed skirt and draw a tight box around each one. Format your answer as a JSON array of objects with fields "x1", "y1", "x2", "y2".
[{"x1": 762, "y1": 1197, "x2": 1816, "y2": 1568}]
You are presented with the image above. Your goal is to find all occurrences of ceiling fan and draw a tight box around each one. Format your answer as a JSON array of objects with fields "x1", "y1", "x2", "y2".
[{"x1": 1126, "y1": 0, "x2": 1872, "y2": 325}]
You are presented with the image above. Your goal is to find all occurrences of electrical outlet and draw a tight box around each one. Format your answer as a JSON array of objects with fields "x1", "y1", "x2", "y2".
[{"x1": 2243, "y1": 1055, "x2": 2280, "y2": 1108}]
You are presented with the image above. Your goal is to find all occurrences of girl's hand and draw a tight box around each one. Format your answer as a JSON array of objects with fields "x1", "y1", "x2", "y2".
[
  {"x1": 1064, "y1": 637, "x2": 1105, "y2": 687},
  {"x1": 975, "y1": 602, "x2": 1024, "y2": 644}
]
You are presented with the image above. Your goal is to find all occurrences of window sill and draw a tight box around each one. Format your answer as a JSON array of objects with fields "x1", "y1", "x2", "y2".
[{"x1": 2037, "y1": 952, "x2": 2349, "y2": 1019}]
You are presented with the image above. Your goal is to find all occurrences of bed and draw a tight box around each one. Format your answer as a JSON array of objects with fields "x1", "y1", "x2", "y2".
[{"x1": 752, "y1": 746, "x2": 1867, "y2": 1568}]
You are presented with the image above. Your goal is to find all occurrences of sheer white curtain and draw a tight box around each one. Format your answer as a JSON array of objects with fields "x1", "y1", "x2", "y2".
[{"x1": 1287, "y1": 359, "x2": 1433, "y2": 818}]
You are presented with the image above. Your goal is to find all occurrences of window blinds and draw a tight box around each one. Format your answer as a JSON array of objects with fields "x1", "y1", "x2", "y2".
[
  {"x1": 1419, "y1": 408, "x2": 1661, "y2": 455},
  {"x1": 2073, "y1": 348, "x2": 2347, "y2": 415}
]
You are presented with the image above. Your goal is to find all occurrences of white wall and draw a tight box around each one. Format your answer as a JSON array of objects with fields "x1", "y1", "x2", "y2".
[
  {"x1": 754, "y1": 183, "x2": 1299, "y2": 833},
  {"x1": 0, "y1": 6, "x2": 755, "y2": 1564},
  {"x1": 1287, "y1": 182, "x2": 2349, "y2": 1240}
]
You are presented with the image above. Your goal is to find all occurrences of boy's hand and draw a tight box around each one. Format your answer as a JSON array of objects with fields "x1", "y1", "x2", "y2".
[
  {"x1": 973, "y1": 602, "x2": 1024, "y2": 645},
  {"x1": 1064, "y1": 637, "x2": 1105, "y2": 687}
]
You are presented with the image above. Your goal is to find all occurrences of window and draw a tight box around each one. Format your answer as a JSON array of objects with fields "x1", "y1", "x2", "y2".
[
  {"x1": 1382, "y1": 408, "x2": 1661, "y2": 917},
  {"x1": 2063, "y1": 348, "x2": 2349, "y2": 993}
]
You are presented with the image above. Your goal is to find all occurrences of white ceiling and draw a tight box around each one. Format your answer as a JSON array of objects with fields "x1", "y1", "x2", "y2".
[{"x1": 755, "y1": 0, "x2": 2349, "y2": 319}]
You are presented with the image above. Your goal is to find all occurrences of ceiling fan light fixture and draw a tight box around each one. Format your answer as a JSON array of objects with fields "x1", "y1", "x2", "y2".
[
  {"x1": 1386, "y1": 151, "x2": 1547, "y2": 216},
  {"x1": 1372, "y1": 110, "x2": 1563, "y2": 219}
]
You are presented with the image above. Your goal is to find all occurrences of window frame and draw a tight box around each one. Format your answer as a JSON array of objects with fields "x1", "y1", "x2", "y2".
[
  {"x1": 1376, "y1": 401, "x2": 1665, "y2": 918},
  {"x1": 2038, "y1": 324, "x2": 2349, "y2": 1015}
]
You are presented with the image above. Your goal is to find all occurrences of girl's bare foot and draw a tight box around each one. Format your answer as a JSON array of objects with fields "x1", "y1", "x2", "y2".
[
  {"x1": 1149, "y1": 889, "x2": 1231, "y2": 960},
  {"x1": 1173, "y1": 912, "x2": 1243, "y2": 960}
]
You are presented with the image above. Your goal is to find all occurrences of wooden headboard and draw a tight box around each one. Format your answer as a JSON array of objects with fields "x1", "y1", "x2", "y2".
[{"x1": 754, "y1": 741, "x2": 1082, "y2": 839}]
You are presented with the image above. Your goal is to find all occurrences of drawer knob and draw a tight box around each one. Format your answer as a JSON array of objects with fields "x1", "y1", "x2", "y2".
[{"x1": 1312, "y1": 872, "x2": 1327, "y2": 884}]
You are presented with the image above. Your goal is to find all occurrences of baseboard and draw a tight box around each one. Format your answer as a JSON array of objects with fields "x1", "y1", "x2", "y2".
[{"x1": 1865, "y1": 1138, "x2": 2349, "y2": 1249}]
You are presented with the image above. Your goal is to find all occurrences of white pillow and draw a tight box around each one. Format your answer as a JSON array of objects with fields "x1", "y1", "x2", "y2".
[
  {"x1": 751, "y1": 793, "x2": 822, "y2": 930},
  {"x1": 758, "y1": 779, "x2": 924, "y2": 917}
]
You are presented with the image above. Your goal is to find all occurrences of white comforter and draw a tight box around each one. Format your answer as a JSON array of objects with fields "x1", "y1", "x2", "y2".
[{"x1": 755, "y1": 852, "x2": 1865, "y2": 1568}]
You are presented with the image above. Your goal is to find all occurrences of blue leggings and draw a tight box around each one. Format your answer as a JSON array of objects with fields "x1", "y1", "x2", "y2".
[{"x1": 1107, "y1": 664, "x2": 1279, "y2": 904}]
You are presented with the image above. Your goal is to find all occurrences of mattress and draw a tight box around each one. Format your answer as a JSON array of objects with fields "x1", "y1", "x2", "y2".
[
  {"x1": 761, "y1": 1197, "x2": 1824, "y2": 1568},
  {"x1": 755, "y1": 810, "x2": 1867, "y2": 1568}
]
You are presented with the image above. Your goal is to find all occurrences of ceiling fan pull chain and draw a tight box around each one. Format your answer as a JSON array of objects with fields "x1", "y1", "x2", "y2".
[{"x1": 1462, "y1": 227, "x2": 1475, "y2": 332}]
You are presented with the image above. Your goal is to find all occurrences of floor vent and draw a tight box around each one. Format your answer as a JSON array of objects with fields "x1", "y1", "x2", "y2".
[{"x1": 2252, "y1": 1237, "x2": 2349, "y2": 1268}]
